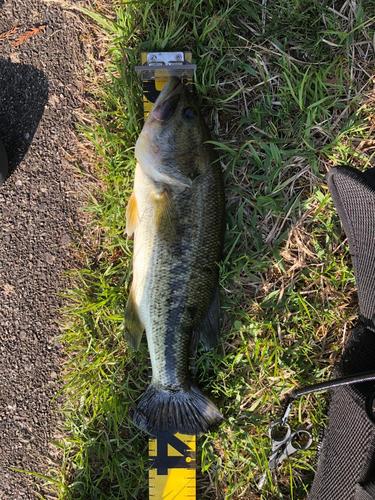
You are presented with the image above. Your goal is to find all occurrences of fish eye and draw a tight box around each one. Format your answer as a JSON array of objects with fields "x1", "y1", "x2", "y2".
[{"x1": 182, "y1": 107, "x2": 195, "y2": 120}]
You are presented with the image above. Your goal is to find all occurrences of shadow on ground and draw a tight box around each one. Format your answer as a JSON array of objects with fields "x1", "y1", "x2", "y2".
[{"x1": 0, "y1": 59, "x2": 48, "y2": 175}]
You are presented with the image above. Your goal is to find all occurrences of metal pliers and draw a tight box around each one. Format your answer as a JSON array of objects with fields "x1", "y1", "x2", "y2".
[{"x1": 258, "y1": 420, "x2": 313, "y2": 490}]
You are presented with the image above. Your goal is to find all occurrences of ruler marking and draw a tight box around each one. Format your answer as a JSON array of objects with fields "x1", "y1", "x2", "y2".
[{"x1": 149, "y1": 432, "x2": 196, "y2": 499}]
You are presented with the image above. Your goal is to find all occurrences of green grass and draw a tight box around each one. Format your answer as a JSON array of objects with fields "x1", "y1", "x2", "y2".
[{"x1": 49, "y1": 1, "x2": 374, "y2": 498}]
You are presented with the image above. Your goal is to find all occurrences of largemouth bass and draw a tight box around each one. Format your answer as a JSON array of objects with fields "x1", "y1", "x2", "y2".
[{"x1": 125, "y1": 77, "x2": 225, "y2": 436}]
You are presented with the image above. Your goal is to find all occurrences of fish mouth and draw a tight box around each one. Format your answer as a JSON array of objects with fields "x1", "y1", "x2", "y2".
[{"x1": 152, "y1": 77, "x2": 183, "y2": 122}]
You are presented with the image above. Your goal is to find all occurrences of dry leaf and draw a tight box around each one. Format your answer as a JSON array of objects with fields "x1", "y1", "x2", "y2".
[
  {"x1": 11, "y1": 25, "x2": 46, "y2": 47},
  {"x1": 0, "y1": 26, "x2": 19, "y2": 42}
]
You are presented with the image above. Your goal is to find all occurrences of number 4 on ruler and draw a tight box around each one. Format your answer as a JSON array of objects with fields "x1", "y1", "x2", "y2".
[{"x1": 149, "y1": 432, "x2": 196, "y2": 499}]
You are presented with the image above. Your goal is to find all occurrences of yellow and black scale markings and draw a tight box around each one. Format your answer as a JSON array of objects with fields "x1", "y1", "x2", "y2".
[
  {"x1": 137, "y1": 52, "x2": 197, "y2": 500},
  {"x1": 140, "y1": 51, "x2": 194, "y2": 119},
  {"x1": 149, "y1": 432, "x2": 196, "y2": 499}
]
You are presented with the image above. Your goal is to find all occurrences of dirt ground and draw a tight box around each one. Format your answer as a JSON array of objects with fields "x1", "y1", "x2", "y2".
[{"x1": 0, "y1": 1, "x2": 91, "y2": 497}]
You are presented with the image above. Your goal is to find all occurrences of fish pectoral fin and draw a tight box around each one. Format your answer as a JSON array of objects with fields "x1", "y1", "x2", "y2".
[
  {"x1": 153, "y1": 188, "x2": 175, "y2": 235},
  {"x1": 193, "y1": 288, "x2": 221, "y2": 351},
  {"x1": 125, "y1": 192, "x2": 138, "y2": 237},
  {"x1": 124, "y1": 291, "x2": 144, "y2": 350}
]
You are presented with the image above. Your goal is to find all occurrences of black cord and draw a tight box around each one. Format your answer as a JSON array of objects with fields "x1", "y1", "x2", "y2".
[
  {"x1": 280, "y1": 371, "x2": 375, "y2": 424},
  {"x1": 290, "y1": 371, "x2": 375, "y2": 400}
]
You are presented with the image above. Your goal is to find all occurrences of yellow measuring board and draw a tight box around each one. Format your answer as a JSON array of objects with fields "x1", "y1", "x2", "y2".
[
  {"x1": 136, "y1": 51, "x2": 197, "y2": 500},
  {"x1": 139, "y1": 51, "x2": 194, "y2": 120},
  {"x1": 149, "y1": 432, "x2": 196, "y2": 499}
]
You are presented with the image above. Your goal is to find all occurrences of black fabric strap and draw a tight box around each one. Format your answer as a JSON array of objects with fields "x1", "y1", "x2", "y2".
[
  {"x1": 355, "y1": 482, "x2": 375, "y2": 500},
  {"x1": 327, "y1": 166, "x2": 375, "y2": 321},
  {"x1": 309, "y1": 373, "x2": 375, "y2": 500},
  {"x1": 308, "y1": 323, "x2": 375, "y2": 499},
  {"x1": 310, "y1": 167, "x2": 375, "y2": 499}
]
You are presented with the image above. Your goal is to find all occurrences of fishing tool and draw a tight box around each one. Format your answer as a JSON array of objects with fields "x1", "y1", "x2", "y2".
[
  {"x1": 259, "y1": 370, "x2": 375, "y2": 490},
  {"x1": 136, "y1": 51, "x2": 197, "y2": 500}
]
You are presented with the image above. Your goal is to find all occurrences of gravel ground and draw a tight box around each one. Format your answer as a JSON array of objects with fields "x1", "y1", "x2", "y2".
[{"x1": 0, "y1": 1, "x2": 90, "y2": 497}]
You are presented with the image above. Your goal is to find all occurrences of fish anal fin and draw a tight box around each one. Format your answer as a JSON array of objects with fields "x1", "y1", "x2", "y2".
[
  {"x1": 124, "y1": 288, "x2": 144, "y2": 350},
  {"x1": 194, "y1": 288, "x2": 220, "y2": 351},
  {"x1": 125, "y1": 192, "x2": 138, "y2": 237}
]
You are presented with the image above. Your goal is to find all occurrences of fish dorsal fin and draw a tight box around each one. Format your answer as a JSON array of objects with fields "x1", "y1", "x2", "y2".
[
  {"x1": 125, "y1": 192, "x2": 138, "y2": 237},
  {"x1": 124, "y1": 288, "x2": 144, "y2": 350}
]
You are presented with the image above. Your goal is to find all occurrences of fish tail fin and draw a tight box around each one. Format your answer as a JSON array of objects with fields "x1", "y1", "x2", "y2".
[{"x1": 132, "y1": 384, "x2": 223, "y2": 436}]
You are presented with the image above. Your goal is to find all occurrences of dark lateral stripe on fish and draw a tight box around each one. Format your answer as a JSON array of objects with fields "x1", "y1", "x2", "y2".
[{"x1": 163, "y1": 241, "x2": 191, "y2": 383}]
